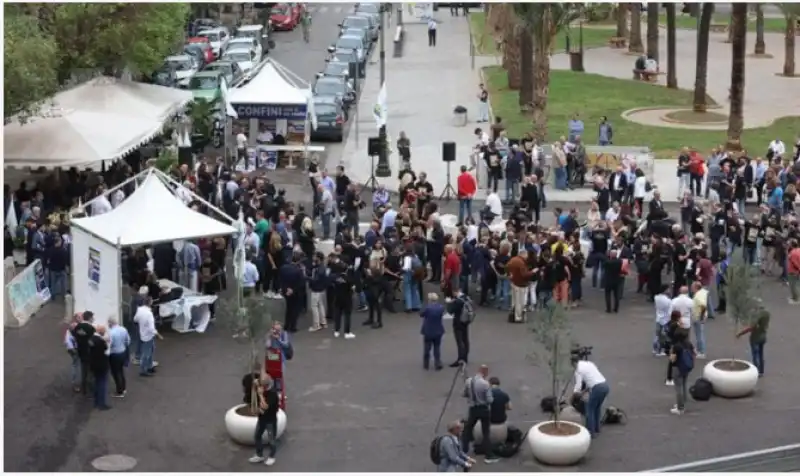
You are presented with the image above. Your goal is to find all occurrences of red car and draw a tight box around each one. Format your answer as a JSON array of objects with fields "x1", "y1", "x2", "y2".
[
  {"x1": 186, "y1": 37, "x2": 215, "y2": 64},
  {"x1": 270, "y1": 3, "x2": 304, "y2": 31}
]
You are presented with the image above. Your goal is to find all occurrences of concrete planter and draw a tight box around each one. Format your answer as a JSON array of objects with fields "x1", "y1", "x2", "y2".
[
  {"x1": 224, "y1": 404, "x2": 287, "y2": 446},
  {"x1": 702, "y1": 359, "x2": 759, "y2": 398},
  {"x1": 526, "y1": 421, "x2": 591, "y2": 466}
]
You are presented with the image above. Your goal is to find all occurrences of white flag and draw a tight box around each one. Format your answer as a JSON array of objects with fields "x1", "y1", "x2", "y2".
[
  {"x1": 220, "y1": 79, "x2": 238, "y2": 119},
  {"x1": 307, "y1": 89, "x2": 318, "y2": 131},
  {"x1": 373, "y1": 81, "x2": 387, "y2": 130},
  {"x1": 5, "y1": 200, "x2": 18, "y2": 232}
]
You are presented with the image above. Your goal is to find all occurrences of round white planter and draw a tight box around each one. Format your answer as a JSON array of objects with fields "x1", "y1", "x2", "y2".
[
  {"x1": 224, "y1": 404, "x2": 287, "y2": 446},
  {"x1": 526, "y1": 421, "x2": 591, "y2": 466},
  {"x1": 702, "y1": 359, "x2": 759, "y2": 398},
  {"x1": 472, "y1": 421, "x2": 508, "y2": 446}
]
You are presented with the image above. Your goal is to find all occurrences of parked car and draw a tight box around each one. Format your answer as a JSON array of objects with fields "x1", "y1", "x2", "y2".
[
  {"x1": 328, "y1": 48, "x2": 365, "y2": 78},
  {"x1": 227, "y1": 36, "x2": 263, "y2": 62},
  {"x1": 235, "y1": 24, "x2": 273, "y2": 54},
  {"x1": 340, "y1": 15, "x2": 371, "y2": 38},
  {"x1": 222, "y1": 48, "x2": 257, "y2": 80},
  {"x1": 310, "y1": 95, "x2": 347, "y2": 142},
  {"x1": 332, "y1": 35, "x2": 366, "y2": 65},
  {"x1": 270, "y1": 3, "x2": 304, "y2": 30},
  {"x1": 204, "y1": 60, "x2": 245, "y2": 88},
  {"x1": 183, "y1": 44, "x2": 208, "y2": 68},
  {"x1": 313, "y1": 76, "x2": 356, "y2": 109},
  {"x1": 341, "y1": 27, "x2": 370, "y2": 53},
  {"x1": 198, "y1": 27, "x2": 231, "y2": 58},
  {"x1": 319, "y1": 60, "x2": 355, "y2": 90},
  {"x1": 354, "y1": 12, "x2": 380, "y2": 41},
  {"x1": 189, "y1": 18, "x2": 221, "y2": 37},
  {"x1": 355, "y1": 3, "x2": 381, "y2": 15},
  {"x1": 151, "y1": 64, "x2": 179, "y2": 88},
  {"x1": 189, "y1": 70, "x2": 226, "y2": 103},
  {"x1": 186, "y1": 37, "x2": 215, "y2": 64},
  {"x1": 163, "y1": 54, "x2": 199, "y2": 88}
]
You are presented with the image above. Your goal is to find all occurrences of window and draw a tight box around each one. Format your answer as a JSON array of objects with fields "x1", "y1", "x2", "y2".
[
  {"x1": 336, "y1": 37, "x2": 362, "y2": 51},
  {"x1": 201, "y1": 32, "x2": 220, "y2": 42},
  {"x1": 315, "y1": 80, "x2": 342, "y2": 96},
  {"x1": 190, "y1": 76, "x2": 219, "y2": 90}
]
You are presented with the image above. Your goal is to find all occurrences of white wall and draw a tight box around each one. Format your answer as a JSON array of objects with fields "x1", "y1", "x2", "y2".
[{"x1": 71, "y1": 226, "x2": 121, "y2": 328}]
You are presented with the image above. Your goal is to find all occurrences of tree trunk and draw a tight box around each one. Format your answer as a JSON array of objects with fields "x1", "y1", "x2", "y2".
[
  {"x1": 726, "y1": 12, "x2": 734, "y2": 43},
  {"x1": 531, "y1": 37, "x2": 551, "y2": 142},
  {"x1": 666, "y1": 3, "x2": 678, "y2": 88},
  {"x1": 519, "y1": 27, "x2": 534, "y2": 110},
  {"x1": 646, "y1": 6, "x2": 660, "y2": 63},
  {"x1": 629, "y1": 6, "x2": 644, "y2": 53},
  {"x1": 754, "y1": 4, "x2": 766, "y2": 54},
  {"x1": 693, "y1": 3, "x2": 715, "y2": 112},
  {"x1": 505, "y1": 27, "x2": 521, "y2": 90},
  {"x1": 727, "y1": 3, "x2": 747, "y2": 150},
  {"x1": 784, "y1": 13, "x2": 797, "y2": 76},
  {"x1": 615, "y1": 4, "x2": 629, "y2": 39}
]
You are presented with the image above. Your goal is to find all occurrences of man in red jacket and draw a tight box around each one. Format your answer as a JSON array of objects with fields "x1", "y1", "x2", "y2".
[
  {"x1": 457, "y1": 165, "x2": 477, "y2": 224},
  {"x1": 442, "y1": 244, "x2": 462, "y2": 298}
]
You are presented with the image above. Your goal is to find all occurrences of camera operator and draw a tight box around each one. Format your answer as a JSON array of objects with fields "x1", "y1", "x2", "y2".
[{"x1": 571, "y1": 347, "x2": 609, "y2": 439}]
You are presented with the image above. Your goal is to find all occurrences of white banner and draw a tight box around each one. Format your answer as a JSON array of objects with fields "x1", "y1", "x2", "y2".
[
  {"x1": 5, "y1": 259, "x2": 50, "y2": 328},
  {"x1": 373, "y1": 81, "x2": 387, "y2": 130},
  {"x1": 221, "y1": 79, "x2": 238, "y2": 119}
]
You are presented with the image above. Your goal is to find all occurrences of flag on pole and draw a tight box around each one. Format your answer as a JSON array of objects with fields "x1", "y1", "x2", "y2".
[
  {"x1": 5, "y1": 200, "x2": 18, "y2": 232},
  {"x1": 307, "y1": 89, "x2": 318, "y2": 131},
  {"x1": 220, "y1": 79, "x2": 238, "y2": 119},
  {"x1": 373, "y1": 81, "x2": 387, "y2": 130}
]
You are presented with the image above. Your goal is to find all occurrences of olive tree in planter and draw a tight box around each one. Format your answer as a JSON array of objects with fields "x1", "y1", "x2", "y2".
[
  {"x1": 526, "y1": 302, "x2": 591, "y2": 466},
  {"x1": 702, "y1": 263, "x2": 760, "y2": 398},
  {"x1": 218, "y1": 292, "x2": 287, "y2": 445}
]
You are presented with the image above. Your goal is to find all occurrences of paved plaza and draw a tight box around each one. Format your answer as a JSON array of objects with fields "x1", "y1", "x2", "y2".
[{"x1": 5, "y1": 201, "x2": 800, "y2": 472}]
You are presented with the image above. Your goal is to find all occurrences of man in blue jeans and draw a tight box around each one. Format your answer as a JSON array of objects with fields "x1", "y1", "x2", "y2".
[
  {"x1": 249, "y1": 374, "x2": 281, "y2": 466},
  {"x1": 572, "y1": 353, "x2": 609, "y2": 438},
  {"x1": 133, "y1": 297, "x2": 162, "y2": 376}
]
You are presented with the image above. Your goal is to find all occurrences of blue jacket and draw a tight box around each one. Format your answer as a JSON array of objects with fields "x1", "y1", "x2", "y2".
[
  {"x1": 279, "y1": 263, "x2": 306, "y2": 296},
  {"x1": 308, "y1": 263, "x2": 328, "y2": 293},
  {"x1": 505, "y1": 152, "x2": 524, "y2": 181},
  {"x1": 420, "y1": 303, "x2": 446, "y2": 339}
]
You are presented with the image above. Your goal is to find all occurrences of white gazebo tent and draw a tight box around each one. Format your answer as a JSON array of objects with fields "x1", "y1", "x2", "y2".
[
  {"x1": 70, "y1": 168, "x2": 238, "y2": 328},
  {"x1": 227, "y1": 58, "x2": 322, "y2": 168}
]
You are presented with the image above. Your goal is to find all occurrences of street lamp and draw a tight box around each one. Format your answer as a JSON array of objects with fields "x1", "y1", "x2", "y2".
[{"x1": 374, "y1": 2, "x2": 391, "y2": 178}]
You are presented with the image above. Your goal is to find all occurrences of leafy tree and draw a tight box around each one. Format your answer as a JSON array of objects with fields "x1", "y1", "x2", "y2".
[
  {"x1": 3, "y1": 10, "x2": 59, "y2": 120},
  {"x1": 724, "y1": 263, "x2": 760, "y2": 361},
  {"x1": 778, "y1": 3, "x2": 799, "y2": 77},
  {"x1": 529, "y1": 302, "x2": 574, "y2": 427}
]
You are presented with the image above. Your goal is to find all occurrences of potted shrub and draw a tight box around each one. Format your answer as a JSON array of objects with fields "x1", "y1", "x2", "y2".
[
  {"x1": 526, "y1": 302, "x2": 591, "y2": 466},
  {"x1": 219, "y1": 292, "x2": 287, "y2": 446},
  {"x1": 702, "y1": 263, "x2": 760, "y2": 398},
  {"x1": 11, "y1": 228, "x2": 27, "y2": 267}
]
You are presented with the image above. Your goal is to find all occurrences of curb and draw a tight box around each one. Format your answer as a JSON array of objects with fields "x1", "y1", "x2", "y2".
[{"x1": 659, "y1": 110, "x2": 728, "y2": 126}]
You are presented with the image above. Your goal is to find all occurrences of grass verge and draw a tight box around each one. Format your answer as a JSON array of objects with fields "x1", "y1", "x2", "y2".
[
  {"x1": 482, "y1": 66, "x2": 800, "y2": 159},
  {"x1": 469, "y1": 12, "x2": 614, "y2": 57},
  {"x1": 658, "y1": 13, "x2": 787, "y2": 33}
]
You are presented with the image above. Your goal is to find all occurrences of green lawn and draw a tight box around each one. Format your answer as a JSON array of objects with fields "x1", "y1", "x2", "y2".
[
  {"x1": 469, "y1": 12, "x2": 614, "y2": 56},
  {"x1": 483, "y1": 66, "x2": 800, "y2": 159},
  {"x1": 658, "y1": 13, "x2": 787, "y2": 33}
]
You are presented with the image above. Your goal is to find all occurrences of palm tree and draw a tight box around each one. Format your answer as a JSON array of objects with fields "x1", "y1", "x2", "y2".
[
  {"x1": 518, "y1": 27, "x2": 534, "y2": 110},
  {"x1": 628, "y1": 5, "x2": 644, "y2": 54},
  {"x1": 726, "y1": 3, "x2": 748, "y2": 150},
  {"x1": 646, "y1": 5, "x2": 660, "y2": 63},
  {"x1": 693, "y1": 3, "x2": 715, "y2": 112},
  {"x1": 615, "y1": 3, "x2": 629, "y2": 40},
  {"x1": 753, "y1": 4, "x2": 767, "y2": 55},
  {"x1": 665, "y1": 3, "x2": 678, "y2": 88},
  {"x1": 514, "y1": 3, "x2": 583, "y2": 141},
  {"x1": 504, "y1": 27, "x2": 522, "y2": 89},
  {"x1": 780, "y1": 4, "x2": 799, "y2": 76}
]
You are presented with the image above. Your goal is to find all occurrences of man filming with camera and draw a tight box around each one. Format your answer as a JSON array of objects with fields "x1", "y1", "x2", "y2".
[{"x1": 571, "y1": 346, "x2": 609, "y2": 439}]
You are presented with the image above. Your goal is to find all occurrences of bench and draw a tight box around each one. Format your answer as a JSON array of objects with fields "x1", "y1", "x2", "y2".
[
  {"x1": 392, "y1": 25, "x2": 404, "y2": 58},
  {"x1": 633, "y1": 69, "x2": 657, "y2": 82},
  {"x1": 608, "y1": 36, "x2": 627, "y2": 48}
]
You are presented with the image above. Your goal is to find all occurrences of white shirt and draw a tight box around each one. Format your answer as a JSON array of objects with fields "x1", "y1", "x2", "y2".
[
  {"x1": 91, "y1": 195, "x2": 112, "y2": 216},
  {"x1": 645, "y1": 58, "x2": 658, "y2": 73},
  {"x1": 236, "y1": 133, "x2": 248, "y2": 149},
  {"x1": 654, "y1": 293, "x2": 672, "y2": 325},
  {"x1": 428, "y1": 19, "x2": 437, "y2": 30},
  {"x1": 486, "y1": 192, "x2": 503, "y2": 217},
  {"x1": 605, "y1": 208, "x2": 619, "y2": 222},
  {"x1": 110, "y1": 189, "x2": 126, "y2": 208},
  {"x1": 176, "y1": 185, "x2": 193, "y2": 205},
  {"x1": 769, "y1": 140, "x2": 785, "y2": 157},
  {"x1": 476, "y1": 132, "x2": 489, "y2": 147},
  {"x1": 402, "y1": 255, "x2": 413, "y2": 271},
  {"x1": 633, "y1": 176, "x2": 648, "y2": 199},
  {"x1": 669, "y1": 294, "x2": 694, "y2": 329},
  {"x1": 134, "y1": 305, "x2": 157, "y2": 342},
  {"x1": 573, "y1": 360, "x2": 606, "y2": 392},
  {"x1": 257, "y1": 130, "x2": 274, "y2": 143}
]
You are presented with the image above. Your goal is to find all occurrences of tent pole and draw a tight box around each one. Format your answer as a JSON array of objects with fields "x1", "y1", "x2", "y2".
[
  {"x1": 77, "y1": 168, "x2": 153, "y2": 213},
  {"x1": 116, "y1": 237, "x2": 123, "y2": 327},
  {"x1": 152, "y1": 168, "x2": 238, "y2": 225}
]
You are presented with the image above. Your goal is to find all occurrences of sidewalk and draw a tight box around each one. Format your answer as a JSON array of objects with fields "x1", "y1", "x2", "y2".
[{"x1": 338, "y1": 16, "x2": 484, "y2": 197}]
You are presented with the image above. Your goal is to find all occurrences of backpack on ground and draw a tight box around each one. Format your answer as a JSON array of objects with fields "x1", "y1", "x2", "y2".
[
  {"x1": 601, "y1": 406, "x2": 627, "y2": 425},
  {"x1": 690, "y1": 377, "x2": 713, "y2": 401},
  {"x1": 429, "y1": 435, "x2": 444, "y2": 465},
  {"x1": 459, "y1": 296, "x2": 476, "y2": 324}
]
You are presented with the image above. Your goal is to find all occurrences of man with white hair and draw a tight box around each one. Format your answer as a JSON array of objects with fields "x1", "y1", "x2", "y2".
[
  {"x1": 90, "y1": 185, "x2": 112, "y2": 216},
  {"x1": 108, "y1": 317, "x2": 131, "y2": 398},
  {"x1": 110, "y1": 187, "x2": 126, "y2": 208}
]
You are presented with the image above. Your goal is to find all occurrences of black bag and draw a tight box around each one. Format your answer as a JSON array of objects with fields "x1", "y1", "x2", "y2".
[
  {"x1": 491, "y1": 426, "x2": 525, "y2": 458},
  {"x1": 601, "y1": 406, "x2": 627, "y2": 425},
  {"x1": 284, "y1": 342, "x2": 294, "y2": 361},
  {"x1": 690, "y1": 377, "x2": 713, "y2": 401},
  {"x1": 430, "y1": 436, "x2": 444, "y2": 464},
  {"x1": 540, "y1": 396, "x2": 558, "y2": 413}
]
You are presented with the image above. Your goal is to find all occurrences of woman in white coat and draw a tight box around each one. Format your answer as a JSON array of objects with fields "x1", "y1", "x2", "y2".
[{"x1": 632, "y1": 169, "x2": 649, "y2": 218}]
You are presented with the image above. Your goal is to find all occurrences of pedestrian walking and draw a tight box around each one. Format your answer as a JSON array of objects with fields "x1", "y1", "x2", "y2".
[{"x1": 428, "y1": 18, "x2": 437, "y2": 47}]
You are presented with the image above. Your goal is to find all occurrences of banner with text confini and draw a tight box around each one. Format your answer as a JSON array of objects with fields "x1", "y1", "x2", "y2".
[{"x1": 5, "y1": 259, "x2": 51, "y2": 328}]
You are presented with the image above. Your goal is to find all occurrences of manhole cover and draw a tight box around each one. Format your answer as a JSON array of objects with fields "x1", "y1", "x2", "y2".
[{"x1": 91, "y1": 454, "x2": 138, "y2": 472}]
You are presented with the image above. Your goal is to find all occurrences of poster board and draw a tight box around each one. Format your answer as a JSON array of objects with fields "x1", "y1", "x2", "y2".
[
  {"x1": 70, "y1": 226, "x2": 121, "y2": 328},
  {"x1": 4, "y1": 259, "x2": 51, "y2": 328}
]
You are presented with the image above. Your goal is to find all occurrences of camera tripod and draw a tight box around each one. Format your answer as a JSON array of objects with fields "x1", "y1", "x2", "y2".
[{"x1": 439, "y1": 160, "x2": 457, "y2": 201}]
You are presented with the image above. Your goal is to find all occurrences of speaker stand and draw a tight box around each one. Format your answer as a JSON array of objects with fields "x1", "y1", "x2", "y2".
[
  {"x1": 362, "y1": 154, "x2": 380, "y2": 193},
  {"x1": 439, "y1": 161, "x2": 457, "y2": 201}
]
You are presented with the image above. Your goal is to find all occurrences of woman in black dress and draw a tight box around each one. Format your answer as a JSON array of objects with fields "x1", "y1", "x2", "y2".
[{"x1": 200, "y1": 251, "x2": 221, "y2": 320}]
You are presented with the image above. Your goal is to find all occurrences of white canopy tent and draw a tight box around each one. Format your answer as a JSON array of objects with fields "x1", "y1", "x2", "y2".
[
  {"x1": 4, "y1": 76, "x2": 192, "y2": 170},
  {"x1": 70, "y1": 168, "x2": 238, "y2": 327},
  {"x1": 229, "y1": 58, "x2": 310, "y2": 106}
]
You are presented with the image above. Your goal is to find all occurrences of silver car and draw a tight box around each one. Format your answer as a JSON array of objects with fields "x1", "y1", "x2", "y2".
[{"x1": 333, "y1": 35, "x2": 365, "y2": 64}]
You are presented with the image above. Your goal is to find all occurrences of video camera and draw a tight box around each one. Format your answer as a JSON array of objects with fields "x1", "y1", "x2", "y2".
[{"x1": 570, "y1": 345, "x2": 593, "y2": 361}]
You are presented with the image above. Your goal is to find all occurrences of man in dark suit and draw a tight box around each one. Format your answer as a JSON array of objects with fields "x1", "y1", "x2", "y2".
[
  {"x1": 603, "y1": 250, "x2": 624, "y2": 313},
  {"x1": 648, "y1": 189, "x2": 667, "y2": 222},
  {"x1": 609, "y1": 166, "x2": 628, "y2": 204},
  {"x1": 595, "y1": 179, "x2": 611, "y2": 216},
  {"x1": 520, "y1": 175, "x2": 546, "y2": 224}
]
